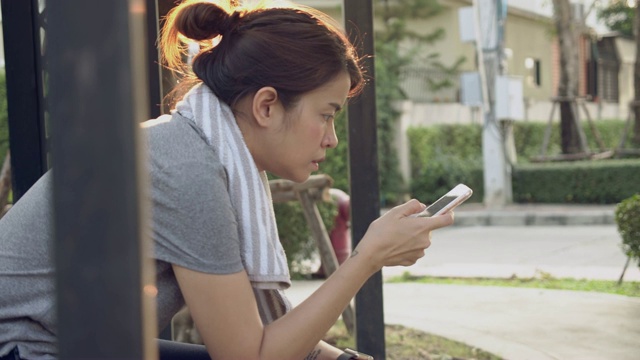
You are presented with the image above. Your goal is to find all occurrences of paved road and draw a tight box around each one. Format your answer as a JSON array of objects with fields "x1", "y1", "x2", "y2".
[
  {"x1": 286, "y1": 224, "x2": 640, "y2": 360},
  {"x1": 382, "y1": 225, "x2": 640, "y2": 281}
]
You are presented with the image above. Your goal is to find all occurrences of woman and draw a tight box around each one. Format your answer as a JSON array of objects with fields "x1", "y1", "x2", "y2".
[{"x1": 0, "y1": 1, "x2": 454, "y2": 359}]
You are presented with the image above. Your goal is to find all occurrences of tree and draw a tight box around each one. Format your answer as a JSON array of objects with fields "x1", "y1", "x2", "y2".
[
  {"x1": 373, "y1": 0, "x2": 465, "y2": 204},
  {"x1": 552, "y1": 0, "x2": 586, "y2": 154},
  {"x1": 597, "y1": 0, "x2": 635, "y2": 37},
  {"x1": 319, "y1": 0, "x2": 465, "y2": 204}
]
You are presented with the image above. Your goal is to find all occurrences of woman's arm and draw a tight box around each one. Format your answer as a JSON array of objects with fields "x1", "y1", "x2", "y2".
[
  {"x1": 174, "y1": 199, "x2": 454, "y2": 359},
  {"x1": 305, "y1": 341, "x2": 343, "y2": 360},
  {"x1": 173, "y1": 259, "x2": 367, "y2": 360}
]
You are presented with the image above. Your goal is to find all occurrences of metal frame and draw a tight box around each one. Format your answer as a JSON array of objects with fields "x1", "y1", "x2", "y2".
[
  {"x1": 344, "y1": 1, "x2": 386, "y2": 358},
  {"x1": 146, "y1": 0, "x2": 164, "y2": 119},
  {"x1": 3, "y1": 0, "x2": 382, "y2": 355},
  {"x1": 48, "y1": 0, "x2": 155, "y2": 357},
  {"x1": 0, "y1": 0, "x2": 48, "y2": 201}
]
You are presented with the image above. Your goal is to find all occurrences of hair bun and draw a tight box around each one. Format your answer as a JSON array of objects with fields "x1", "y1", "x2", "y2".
[
  {"x1": 174, "y1": 2, "x2": 240, "y2": 41},
  {"x1": 222, "y1": 11, "x2": 243, "y2": 34}
]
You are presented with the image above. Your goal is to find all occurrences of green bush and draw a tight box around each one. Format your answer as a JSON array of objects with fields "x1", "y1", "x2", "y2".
[
  {"x1": 408, "y1": 120, "x2": 629, "y2": 170},
  {"x1": 407, "y1": 124, "x2": 483, "y2": 203},
  {"x1": 512, "y1": 122, "x2": 561, "y2": 160},
  {"x1": 512, "y1": 159, "x2": 640, "y2": 204},
  {"x1": 274, "y1": 199, "x2": 337, "y2": 277},
  {"x1": 407, "y1": 123, "x2": 482, "y2": 178},
  {"x1": 318, "y1": 111, "x2": 350, "y2": 194},
  {"x1": 410, "y1": 153, "x2": 483, "y2": 204},
  {"x1": 615, "y1": 194, "x2": 640, "y2": 268},
  {"x1": 407, "y1": 120, "x2": 636, "y2": 204},
  {"x1": 587, "y1": 119, "x2": 635, "y2": 151},
  {"x1": 513, "y1": 120, "x2": 632, "y2": 159},
  {"x1": 319, "y1": 108, "x2": 405, "y2": 207}
]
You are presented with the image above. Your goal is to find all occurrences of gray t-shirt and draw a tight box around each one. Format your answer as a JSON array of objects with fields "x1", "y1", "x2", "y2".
[{"x1": 0, "y1": 114, "x2": 245, "y2": 359}]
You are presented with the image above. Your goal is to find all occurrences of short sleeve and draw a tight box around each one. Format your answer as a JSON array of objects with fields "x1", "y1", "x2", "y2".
[{"x1": 150, "y1": 159, "x2": 244, "y2": 274}]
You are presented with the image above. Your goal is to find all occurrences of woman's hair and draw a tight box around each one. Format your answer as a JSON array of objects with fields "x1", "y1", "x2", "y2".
[{"x1": 160, "y1": 0, "x2": 365, "y2": 110}]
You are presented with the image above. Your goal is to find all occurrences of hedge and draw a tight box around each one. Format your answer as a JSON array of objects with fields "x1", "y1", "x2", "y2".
[
  {"x1": 513, "y1": 159, "x2": 640, "y2": 204},
  {"x1": 410, "y1": 154, "x2": 484, "y2": 204},
  {"x1": 408, "y1": 121, "x2": 631, "y2": 174},
  {"x1": 408, "y1": 120, "x2": 639, "y2": 204}
]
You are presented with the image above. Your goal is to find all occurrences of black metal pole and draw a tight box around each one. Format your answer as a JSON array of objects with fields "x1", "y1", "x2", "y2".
[
  {"x1": 343, "y1": 1, "x2": 386, "y2": 358},
  {"x1": 146, "y1": 0, "x2": 176, "y2": 341},
  {"x1": 146, "y1": 0, "x2": 163, "y2": 119},
  {"x1": 0, "y1": 0, "x2": 48, "y2": 201},
  {"x1": 49, "y1": 0, "x2": 156, "y2": 358}
]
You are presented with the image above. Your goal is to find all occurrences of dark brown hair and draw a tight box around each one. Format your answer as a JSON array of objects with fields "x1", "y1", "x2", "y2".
[{"x1": 160, "y1": 0, "x2": 364, "y2": 110}]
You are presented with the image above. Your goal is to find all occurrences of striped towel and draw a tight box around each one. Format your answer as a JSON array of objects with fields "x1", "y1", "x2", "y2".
[{"x1": 174, "y1": 83, "x2": 292, "y2": 323}]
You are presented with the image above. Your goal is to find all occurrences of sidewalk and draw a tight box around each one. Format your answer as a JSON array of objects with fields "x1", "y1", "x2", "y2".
[{"x1": 285, "y1": 205, "x2": 640, "y2": 360}]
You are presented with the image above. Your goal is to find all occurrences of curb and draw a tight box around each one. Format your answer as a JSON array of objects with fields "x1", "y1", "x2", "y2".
[{"x1": 453, "y1": 208, "x2": 616, "y2": 227}]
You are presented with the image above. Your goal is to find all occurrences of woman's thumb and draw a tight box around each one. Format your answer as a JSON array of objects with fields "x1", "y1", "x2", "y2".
[{"x1": 395, "y1": 199, "x2": 426, "y2": 217}]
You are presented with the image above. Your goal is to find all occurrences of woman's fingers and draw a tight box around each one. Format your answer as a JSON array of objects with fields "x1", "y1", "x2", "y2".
[
  {"x1": 387, "y1": 199, "x2": 426, "y2": 218},
  {"x1": 426, "y1": 211, "x2": 455, "y2": 229},
  {"x1": 359, "y1": 200, "x2": 456, "y2": 269},
  {"x1": 386, "y1": 247, "x2": 429, "y2": 267}
]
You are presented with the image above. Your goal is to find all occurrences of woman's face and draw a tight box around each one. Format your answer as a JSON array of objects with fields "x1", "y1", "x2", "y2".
[{"x1": 261, "y1": 72, "x2": 351, "y2": 183}]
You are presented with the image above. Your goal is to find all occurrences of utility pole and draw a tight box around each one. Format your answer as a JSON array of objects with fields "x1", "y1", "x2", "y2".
[{"x1": 474, "y1": 0, "x2": 512, "y2": 207}]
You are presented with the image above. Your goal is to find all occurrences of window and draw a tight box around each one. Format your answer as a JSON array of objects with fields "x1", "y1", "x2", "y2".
[{"x1": 525, "y1": 57, "x2": 541, "y2": 87}]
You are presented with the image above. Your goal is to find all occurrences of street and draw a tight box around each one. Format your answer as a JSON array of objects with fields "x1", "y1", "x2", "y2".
[{"x1": 382, "y1": 224, "x2": 640, "y2": 283}]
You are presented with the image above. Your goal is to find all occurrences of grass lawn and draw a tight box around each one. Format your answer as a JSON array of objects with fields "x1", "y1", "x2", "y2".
[
  {"x1": 387, "y1": 271, "x2": 640, "y2": 298},
  {"x1": 324, "y1": 320, "x2": 502, "y2": 360}
]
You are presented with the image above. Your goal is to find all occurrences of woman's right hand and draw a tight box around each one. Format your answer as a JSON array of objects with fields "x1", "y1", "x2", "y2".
[{"x1": 353, "y1": 199, "x2": 454, "y2": 271}]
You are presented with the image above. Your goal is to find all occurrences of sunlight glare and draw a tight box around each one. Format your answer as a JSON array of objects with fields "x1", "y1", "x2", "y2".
[{"x1": 144, "y1": 285, "x2": 158, "y2": 297}]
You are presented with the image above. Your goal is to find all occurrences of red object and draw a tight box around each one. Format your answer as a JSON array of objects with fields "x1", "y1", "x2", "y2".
[
  {"x1": 329, "y1": 188, "x2": 352, "y2": 265},
  {"x1": 314, "y1": 189, "x2": 351, "y2": 278}
]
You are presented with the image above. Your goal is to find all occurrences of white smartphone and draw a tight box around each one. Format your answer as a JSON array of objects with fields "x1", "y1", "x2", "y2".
[{"x1": 413, "y1": 184, "x2": 473, "y2": 217}]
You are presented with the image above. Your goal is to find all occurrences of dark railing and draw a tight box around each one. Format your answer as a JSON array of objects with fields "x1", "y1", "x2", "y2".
[
  {"x1": 48, "y1": 0, "x2": 154, "y2": 357},
  {"x1": 344, "y1": 1, "x2": 386, "y2": 358},
  {"x1": 0, "y1": 0, "x2": 49, "y2": 201},
  {"x1": 3, "y1": 0, "x2": 383, "y2": 357}
]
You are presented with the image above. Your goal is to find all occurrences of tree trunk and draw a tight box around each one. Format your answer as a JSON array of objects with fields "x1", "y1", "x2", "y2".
[
  {"x1": 634, "y1": 2, "x2": 640, "y2": 146},
  {"x1": 553, "y1": 0, "x2": 582, "y2": 154}
]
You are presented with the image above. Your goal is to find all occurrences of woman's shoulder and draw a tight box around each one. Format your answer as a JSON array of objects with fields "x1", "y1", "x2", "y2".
[
  {"x1": 143, "y1": 113, "x2": 223, "y2": 172},
  {"x1": 142, "y1": 113, "x2": 207, "y2": 146}
]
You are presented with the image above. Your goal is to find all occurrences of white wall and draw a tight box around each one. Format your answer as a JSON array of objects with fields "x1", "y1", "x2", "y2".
[{"x1": 403, "y1": 99, "x2": 624, "y2": 126}]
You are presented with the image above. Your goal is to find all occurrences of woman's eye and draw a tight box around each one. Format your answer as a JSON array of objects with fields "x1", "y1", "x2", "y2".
[{"x1": 322, "y1": 114, "x2": 334, "y2": 121}]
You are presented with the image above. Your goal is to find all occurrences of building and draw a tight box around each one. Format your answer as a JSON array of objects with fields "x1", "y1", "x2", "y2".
[
  {"x1": 295, "y1": 0, "x2": 622, "y2": 123},
  {"x1": 596, "y1": 33, "x2": 637, "y2": 116}
]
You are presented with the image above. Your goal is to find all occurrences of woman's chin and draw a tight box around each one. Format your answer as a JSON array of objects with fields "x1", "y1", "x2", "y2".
[
  {"x1": 285, "y1": 172, "x2": 312, "y2": 184},
  {"x1": 270, "y1": 168, "x2": 312, "y2": 184}
]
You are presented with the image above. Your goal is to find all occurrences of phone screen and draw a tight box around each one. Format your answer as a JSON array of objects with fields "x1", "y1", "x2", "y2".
[
  {"x1": 411, "y1": 184, "x2": 473, "y2": 218},
  {"x1": 425, "y1": 195, "x2": 458, "y2": 216}
]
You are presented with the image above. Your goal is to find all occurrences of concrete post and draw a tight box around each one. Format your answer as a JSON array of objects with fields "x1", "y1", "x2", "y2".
[{"x1": 475, "y1": 0, "x2": 513, "y2": 207}]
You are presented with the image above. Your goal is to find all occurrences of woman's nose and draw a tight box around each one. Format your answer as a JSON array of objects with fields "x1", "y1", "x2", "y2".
[{"x1": 323, "y1": 123, "x2": 338, "y2": 149}]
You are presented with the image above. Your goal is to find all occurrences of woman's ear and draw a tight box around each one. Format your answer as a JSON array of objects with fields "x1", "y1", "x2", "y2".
[{"x1": 252, "y1": 87, "x2": 281, "y2": 127}]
